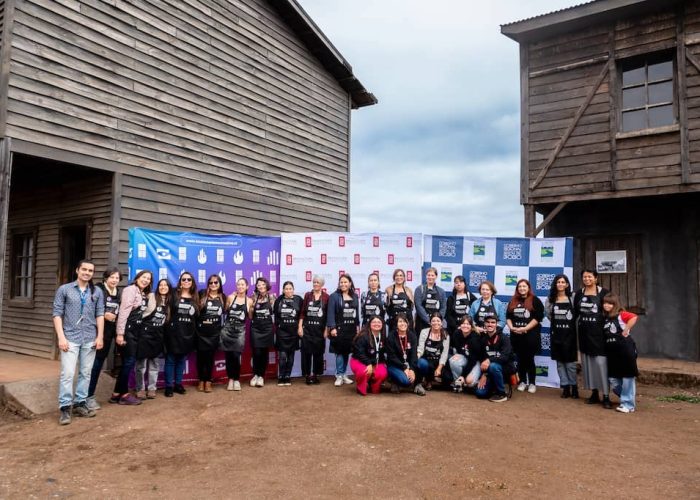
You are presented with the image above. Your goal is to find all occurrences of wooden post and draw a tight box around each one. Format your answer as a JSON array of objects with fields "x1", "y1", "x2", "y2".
[
  {"x1": 520, "y1": 44, "x2": 530, "y2": 206},
  {"x1": 109, "y1": 172, "x2": 122, "y2": 267},
  {"x1": 0, "y1": 137, "x2": 13, "y2": 328},
  {"x1": 677, "y1": 5, "x2": 690, "y2": 185},
  {"x1": 524, "y1": 204, "x2": 536, "y2": 238},
  {"x1": 609, "y1": 24, "x2": 618, "y2": 191}
]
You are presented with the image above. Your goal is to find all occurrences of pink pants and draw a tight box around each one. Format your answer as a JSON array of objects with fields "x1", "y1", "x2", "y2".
[{"x1": 350, "y1": 358, "x2": 388, "y2": 395}]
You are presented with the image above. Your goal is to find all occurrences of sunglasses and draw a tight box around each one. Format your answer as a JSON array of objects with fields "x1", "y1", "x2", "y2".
[
  {"x1": 181, "y1": 277, "x2": 192, "y2": 282},
  {"x1": 208, "y1": 281, "x2": 220, "y2": 285}
]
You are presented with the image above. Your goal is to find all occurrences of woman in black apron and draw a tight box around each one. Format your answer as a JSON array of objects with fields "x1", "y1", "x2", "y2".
[
  {"x1": 385, "y1": 269, "x2": 414, "y2": 330},
  {"x1": 574, "y1": 269, "x2": 611, "y2": 408},
  {"x1": 414, "y1": 267, "x2": 447, "y2": 334},
  {"x1": 506, "y1": 279, "x2": 544, "y2": 394},
  {"x1": 164, "y1": 272, "x2": 198, "y2": 397},
  {"x1": 274, "y1": 281, "x2": 303, "y2": 386},
  {"x1": 299, "y1": 275, "x2": 329, "y2": 385},
  {"x1": 135, "y1": 278, "x2": 170, "y2": 399},
  {"x1": 328, "y1": 274, "x2": 360, "y2": 386},
  {"x1": 469, "y1": 280, "x2": 506, "y2": 333},
  {"x1": 249, "y1": 277, "x2": 275, "y2": 388},
  {"x1": 361, "y1": 273, "x2": 386, "y2": 326},
  {"x1": 111, "y1": 270, "x2": 152, "y2": 406},
  {"x1": 446, "y1": 275, "x2": 477, "y2": 334},
  {"x1": 196, "y1": 275, "x2": 225, "y2": 393},
  {"x1": 415, "y1": 312, "x2": 450, "y2": 394},
  {"x1": 87, "y1": 267, "x2": 122, "y2": 410},
  {"x1": 545, "y1": 274, "x2": 578, "y2": 399},
  {"x1": 221, "y1": 278, "x2": 252, "y2": 391}
]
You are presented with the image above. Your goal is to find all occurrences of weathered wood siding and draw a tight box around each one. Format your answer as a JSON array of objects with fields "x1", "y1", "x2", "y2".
[
  {"x1": 525, "y1": 1, "x2": 700, "y2": 203},
  {"x1": 0, "y1": 172, "x2": 112, "y2": 358},
  {"x1": 5, "y1": 0, "x2": 352, "y2": 267}
]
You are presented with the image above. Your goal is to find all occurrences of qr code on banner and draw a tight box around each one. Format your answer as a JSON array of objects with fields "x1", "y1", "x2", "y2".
[
  {"x1": 536, "y1": 273, "x2": 556, "y2": 292},
  {"x1": 503, "y1": 243, "x2": 522, "y2": 261},
  {"x1": 438, "y1": 240, "x2": 457, "y2": 258},
  {"x1": 469, "y1": 271, "x2": 488, "y2": 288}
]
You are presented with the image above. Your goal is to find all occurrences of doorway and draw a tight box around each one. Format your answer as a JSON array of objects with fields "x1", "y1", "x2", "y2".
[{"x1": 58, "y1": 223, "x2": 90, "y2": 285}]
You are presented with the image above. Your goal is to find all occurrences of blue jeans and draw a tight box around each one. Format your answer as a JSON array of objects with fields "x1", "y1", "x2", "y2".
[
  {"x1": 387, "y1": 365, "x2": 412, "y2": 387},
  {"x1": 278, "y1": 350, "x2": 295, "y2": 379},
  {"x1": 475, "y1": 362, "x2": 505, "y2": 398},
  {"x1": 448, "y1": 354, "x2": 467, "y2": 380},
  {"x1": 58, "y1": 340, "x2": 96, "y2": 409},
  {"x1": 417, "y1": 357, "x2": 439, "y2": 383},
  {"x1": 557, "y1": 361, "x2": 577, "y2": 386},
  {"x1": 609, "y1": 377, "x2": 636, "y2": 410},
  {"x1": 164, "y1": 353, "x2": 187, "y2": 388},
  {"x1": 335, "y1": 354, "x2": 349, "y2": 376}
]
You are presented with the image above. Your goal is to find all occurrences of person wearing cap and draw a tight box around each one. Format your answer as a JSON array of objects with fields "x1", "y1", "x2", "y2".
[{"x1": 474, "y1": 315, "x2": 514, "y2": 403}]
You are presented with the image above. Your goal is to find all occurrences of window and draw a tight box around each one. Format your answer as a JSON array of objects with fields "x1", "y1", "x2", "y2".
[
  {"x1": 11, "y1": 232, "x2": 35, "y2": 299},
  {"x1": 620, "y1": 55, "x2": 675, "y2": 133}
]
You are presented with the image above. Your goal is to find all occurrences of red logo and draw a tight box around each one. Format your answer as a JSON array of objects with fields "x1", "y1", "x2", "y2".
[
  {"x1": 305, "y1": 271, "x2": 312, "y2": 282},
  {"x1": 354, "y1": 253, "x2": 360, "y2": 265},
  {"x1": 305, "y1": 236, "x2": 312, "y2": 247},
  {"x1": 406, "y1": 236, "x2": 413, "y2": 248},
  {"x1": 286, "y1": 254, "x2": 292, "y2": 265},
  {"x1": 407, "y1": 271, "x2": 413, "y2": 281},
  {"x1": 373, "y1": 236, "x2": 380, "y2": 247},
  {"x1": 339, "y1": 236, "x2": 345, "y2": 247},
  {"x1": 388, "y1": 254, "x2": 395, "y2": 265},
  {"x1": 373, "y1": 269, "x2": 379, "y2": 276},
  {"x1": 339, "y1": 270, "x2": 345, "y2": 277},
  {"x1": 320, "y1": 253, "x2": 327, "y2": 265}
]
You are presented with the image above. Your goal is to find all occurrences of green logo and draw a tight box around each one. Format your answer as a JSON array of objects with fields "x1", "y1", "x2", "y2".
[
  {"x1": 474, "y1": 244, "x2": 485, "y2": 256},
  {"x1": 541, "y1": 246, "x2": 554, "y2": 258}
]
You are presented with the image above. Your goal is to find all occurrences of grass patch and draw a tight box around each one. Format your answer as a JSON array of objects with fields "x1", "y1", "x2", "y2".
[{"x1": 656, "y1": 394, "x2": 700, "y2": 404}]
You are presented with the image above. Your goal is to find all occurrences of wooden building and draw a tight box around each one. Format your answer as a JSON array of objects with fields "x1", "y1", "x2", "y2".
[
  {"x1": 0, "y1": 0, "x2": 376, "y2": 358},
  {"x1": 502, "y1": 0, "x2": 699, "y2": 360}
]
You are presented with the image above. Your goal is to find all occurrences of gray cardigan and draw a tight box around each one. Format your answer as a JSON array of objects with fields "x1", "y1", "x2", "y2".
[{"x1": 417, "y1": 328, "x2": 450, "y2": 366}]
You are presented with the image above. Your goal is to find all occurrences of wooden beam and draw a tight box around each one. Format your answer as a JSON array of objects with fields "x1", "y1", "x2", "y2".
[
  {"x1": 0, "y1": 137, "x2": 13, "y2": 328},
  {"x1": 530, "y1": 61, "x2": 611, "y2": 190},
  {"x1": 534, "y1": 202, "x2": 568, "y2": 237},
  {"x1": 520, "y1": 44, "x2": 530, "y2": 205},
  {"x1": 529, "y1": 55, "x2": 609, "y2": 78},
  {"x1": 686, "y1": 51, "x2": 700, "y2": 74},
  {"x1": 609, "y1": 24, "x2": 619, "y2": 191},
  {"x1": 0, "y1": 0, "x2": 17, "y2": 136},
  {"x1": 677, "y1": 5, "x2": 690, "y2": 185},
  {"x1": 524, "y1": 204, "x2": 536, "y2": 238},
  {"x1": 109, "y1": 172, "x2": 122, "y2": 267}
]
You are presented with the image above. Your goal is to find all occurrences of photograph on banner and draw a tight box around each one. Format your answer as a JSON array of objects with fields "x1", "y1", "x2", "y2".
[
  {"x1": 128, "y1": 228, "x2": 282, "y2": 383},
  {"x1": 423, "y1": 235, "x2": 574, "y2": 388},
  {"x1": 280, "y1": 232, "x2": 423, "y2": 376}
]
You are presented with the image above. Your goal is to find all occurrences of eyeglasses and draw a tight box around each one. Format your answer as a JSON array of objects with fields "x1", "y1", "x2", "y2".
[{"x1": 181, "y1": 277, "x2": 192, "y2": 282}]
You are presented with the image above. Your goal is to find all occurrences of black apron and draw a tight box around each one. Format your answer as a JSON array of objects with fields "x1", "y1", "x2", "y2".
[
  {"x1": 301, "y1": 296, "x2": 326, "y2": 355},
  {"x1": 604, "y1": 315, "x2": 639, "y2": 378},
  {"x1": 474, "y1": 300, "x2": 497, "y2": 327},
  {"x1": 550, "y1": 300, "x2": 577, "y2": 363},
  {"x1": 452, "y1": 294, "x2": 471, "y2": 321},
  {"x1": 138, "y1": 304, "x2": 166, "y2": 360},
  {"x1": 165, "y1": 297, "x2": 197, "y2": 355},
  {"x1": 415, "y1": 286, "x2": 441, "y2": 333},
  {"x1": 220, "y1": 300, "x2": 247, "y2": 353},
  {"x1": 422, "y1": 335, "x2": 444, "y2": 365},
  {"x1": 577, "y1": 292, "x2": 605, "y2": 356},
  {"x1": 100, "y1": 287, "x2": 120, "y2": 354},
  {"x1": 123, "y1": 294, "x2": 147, "y2": 359},
  {"x1": 275, "y1": 296, "x2": 301, "y2": 352},
  {"x1": 387, "y1": 286, "x2": 413, "y2": 328},
  {"x1": 361, "y1": 291, "x2": 386, "y2": 325},
  {"x1": 197, "y1": 297, "x2": 224, "y2": 351},
  {"x1": 509, "y1": 301, "x2": 541, "y2": 357},
  {"x1": 330, "y1": 298, "x2": 357, "y2": 355},
  {"x1": 251, "y1": 296, "x2": 274, "y2": 348}
]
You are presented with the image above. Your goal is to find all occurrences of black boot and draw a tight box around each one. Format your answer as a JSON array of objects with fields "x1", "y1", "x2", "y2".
[
  {"x1": 602, "y1": 395, "x2": 613, "y2": 409},
  {"x1": 561, "y1": 385, "x2": 571, "y2": 398},
  {"x1": 571, "y1": 385, "x2": 579, "y2": 399},
  {"x1": 585, "y1": 389, "x2": 600, "y2": 404}
]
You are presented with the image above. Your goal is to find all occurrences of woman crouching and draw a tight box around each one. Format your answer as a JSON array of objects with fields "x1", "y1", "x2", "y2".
[{"x1": 350, "y1": 316, "x2": 388, "y2": 395}]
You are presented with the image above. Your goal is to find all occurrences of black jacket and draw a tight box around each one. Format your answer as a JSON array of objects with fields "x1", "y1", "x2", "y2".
[
  {"x1": 385, "y1": 330, "x2": 418, "y2": 371},
  {"x1": 451, "y1": 331, "x2": 487, "y2": 377},
  {"x1": 352, "y1": 332, "x2": 387, "y2": 366},
  {"x1": 484, "y1": 333, "x2": 515, "y2": 373}
]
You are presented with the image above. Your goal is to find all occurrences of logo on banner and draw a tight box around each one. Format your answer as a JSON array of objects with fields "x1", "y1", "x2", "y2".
[
  {"x1": 138, "y1": 244, "x2": 146, "y2": 259},
  {"x1": 252, "y1": 250, "x2": 260, "y2": 264},
  {"x1": 440, "y1": 270, "x2": 452, "y2": 282},
  {"x1": 474, "y1": 243, "x2": 486, "y2": 257},
  {"x1": 505, "y1": 272, "x2": 518, "y2": 286},
  {"x1": 235, "y1": 270, "x2": 243, "y2": 282},
  {"x1": 406, "y1": 236, "x2": 413, "y2": 248},
  {"x1": 407, "y1": 271, "x2": 413, "y2": 281},
  {"x1": 178, "y1": 247, "x2": 186, "y2": 261},
  {"x1": 339, "y1": 236, "x2": 346, "y2": 247},
  {"x1": 388, "y1": 254, "x2": 395, "y2": 265},
  {"x1": 198, "y1": 269, "x2": 206, "y2": 283},
  {"x1": 469, "y1": 271, "x2": 488, "y2": 288},
  {"x1": 267, "y1": 250, "x2": 279, "y2": 266},
  {"x1": 439, "y1": 240, "x2": 457, "y2": 258},
  {"x1": 535, "y1": 364, "x2": 549, "y2": 377},
  {"x1": 541, "y1": 332, "x2": 551, "y2": 355},
  {"x1": 373, "y1": 236, "x2": 380, "y2": 247},
  {"x1": 233, "y1": 250, "x2": 244, "y2": 265},
  {"x1": 251, "y1": 270, "x2": 263, "y2": 284},
  {"x1": 305, "y1": 237, "x2": 312, "y2": 248},
  {"x1": 286, "y1": 254, "x2": 293, "y2": 265},
  {"x1": 159, "y1": 268, "x2": 168, "y2": 280},
  {"x1": 306, "y1": 271, "x2": 312, "y2": 282},
  {"x1": 156, "y1": 248, "x2": 171, "y2": 260},
  {"x1": 321, "y1": 254, "x2": 327, "y2": 265},
  {"x1": 354, "y1": 254, "x2": 361, "y2": 265},
  {"x1": 197, "y1": 249, "x2": 207, "y2": 264},
  {"x1": 219, "y1": 271, "x2": 227, "y2": 285},
  {"x1": 536, "y1": 273, "x2": 555, "y2": 292},
  {"x1": 339, "y1": 270, "x2": 345, "y2": 277},
  {"x1": 269, "y1": 270, "x2": 277, "y2": 283},
  {"x1": 541, "y1": 245, "x2": 554, "y2": 259},
  {"x1": 216, "y1": 249, "x2": 224, "y2": 263}
]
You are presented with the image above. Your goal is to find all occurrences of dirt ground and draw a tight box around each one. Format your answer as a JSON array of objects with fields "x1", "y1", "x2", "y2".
[{"x1": 0, "y1": 380, "x2": 698, "y2": 500}]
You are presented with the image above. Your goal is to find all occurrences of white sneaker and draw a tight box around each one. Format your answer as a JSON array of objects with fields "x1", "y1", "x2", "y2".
[
  {"x1": 256, "y1": 376, "x2": 264, "y2": 387},
  {"x1": 250, "y1": 375, "x2": 258, "y2": 387},
  {"x1": 334, "y1": 376, "x2": 343, "y2": 387},
  {"x1": 527, "y1": 384, "x2": 537, "y2": 394},
  {"x1": 342, "y1": 375, "x2": 354, "y2": 385},
  {"x1": 517, "y1": 382, "x2": 527, "y2": 392},
  {"x1": 227, "y1": 379, "x2": 235, "y2": 391},
  {"x1": 616, "y1": 405, "x2": 634, "y2": 413},
  {"x1": 233, "y1": 380, "x2": 241, "y2": 391}
]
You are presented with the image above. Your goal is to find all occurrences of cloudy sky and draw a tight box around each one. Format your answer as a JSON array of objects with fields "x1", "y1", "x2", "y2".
[{"x1": 299, "y1": 0, "x2": 577, "y2": 237}]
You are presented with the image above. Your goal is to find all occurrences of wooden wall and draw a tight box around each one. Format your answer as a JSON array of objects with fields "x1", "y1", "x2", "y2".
[
  {"x1": 4, "y1": 0, "x2": 353, "y2": 275},
  {"x1": 524, "y1": 1, "x2": 700, "y2": 204},
  {"x1": 0, "y1": 169, "x2": 112, "y2": 358}
]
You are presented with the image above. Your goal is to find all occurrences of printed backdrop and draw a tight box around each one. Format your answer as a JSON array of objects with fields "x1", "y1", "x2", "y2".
[
  {"x1": 280, "y1": 232, "x2": 423, "y2": 376},
  {"x1": 128, "y1": 228, "x2": 281, "y2": 383},
  {"x1": 423, "y1": 235, "x2": 574, "y2": 388}
]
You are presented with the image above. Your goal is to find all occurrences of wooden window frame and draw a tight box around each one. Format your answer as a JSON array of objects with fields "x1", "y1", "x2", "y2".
[{"x1": 9, "y1": 228, "x2": 37, "y2": 307}]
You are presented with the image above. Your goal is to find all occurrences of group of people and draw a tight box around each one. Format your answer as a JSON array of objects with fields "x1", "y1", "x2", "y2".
[{"x1": 52, "y1": 261, "x2": 640, "y2": 425}]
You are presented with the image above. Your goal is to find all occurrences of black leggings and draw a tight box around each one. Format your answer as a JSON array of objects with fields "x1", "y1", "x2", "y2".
[
  {"x1": 252, "y1": 347, "x2": 269, "y2": 377},
  {"x1": 225, "y1": 351, "x2": 241, "y2": 380},
  {"x1": 301, "y1": 349, "x2": 324, "y2": 376},
  {"x1": 196, "y1": 349, "x2": 215, "y2": 382},
  {"x1": 512, "y1": 332, "x2": 540, "y2": 385}
]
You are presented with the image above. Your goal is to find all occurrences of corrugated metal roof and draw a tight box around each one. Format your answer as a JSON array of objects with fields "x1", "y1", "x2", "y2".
[{"x1": 501, "y1": 0, "x2": 599, "y2": 28}]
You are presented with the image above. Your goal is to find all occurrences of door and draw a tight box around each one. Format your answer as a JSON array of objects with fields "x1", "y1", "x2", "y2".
[{"x1": 58, "y1": 223, "x2": 91, "y2": 285}]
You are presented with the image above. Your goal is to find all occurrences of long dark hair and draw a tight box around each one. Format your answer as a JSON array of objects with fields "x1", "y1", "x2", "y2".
[
  {"x1": 176, "y1": 271, "x2": 199, "y2": 313},
  {"x1": 507, "y1": 279, "x2": 535, "y2": 312},
  {"x1": 337, "y1": 274, "x2": 356, "y2": 297},
  {"x1": 155, "y1": 279, "x2": 173, "y2": 323},
  {"x1": 132, "y1": 270, "x2": 153, "y2": 295},
  {"x1": 548, "y1": 274, "x2": 572, "y2": 305},
  {"x1": 428, "y1": 311, "x2": 447, "y2": 340},
  {"x1": 200, "y1": 273, "x2": 226, "y2": 307},
  {"x1": 354, "y1": 315, "x2": 386, "y2": 343}
]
